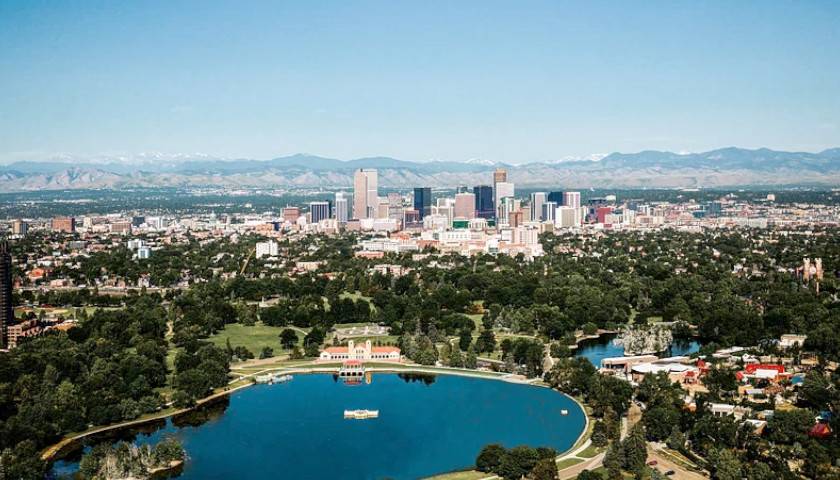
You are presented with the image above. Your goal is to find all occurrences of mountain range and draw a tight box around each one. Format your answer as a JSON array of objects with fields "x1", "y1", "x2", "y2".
[{"x1": 2, "y1": 147, "x2": 840, "y2": 192}]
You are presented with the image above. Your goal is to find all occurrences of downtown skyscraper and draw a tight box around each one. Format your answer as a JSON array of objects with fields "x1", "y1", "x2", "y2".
[
  {"x1": 353, "y1": 169, "x2": 378, "y2": 219},
  {"x1": 413, "y1": 187, "x2": 432, "y2": 220}
]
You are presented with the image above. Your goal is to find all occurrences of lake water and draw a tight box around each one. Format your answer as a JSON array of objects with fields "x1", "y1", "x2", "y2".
[
  {"x1": 574, "y1": 334, "x2": 701, "y2": 367},
  {"x1": 51, "y1": 373, "x2": 585, "y2": 480}
]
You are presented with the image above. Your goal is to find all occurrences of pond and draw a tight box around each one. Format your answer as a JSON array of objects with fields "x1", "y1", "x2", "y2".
[
  {"x1": 574, "y1": 334, "x2": 701, "y2": 367},
  {"x1": 51, "y1": 373, "x2": 586, "y2": 480}
]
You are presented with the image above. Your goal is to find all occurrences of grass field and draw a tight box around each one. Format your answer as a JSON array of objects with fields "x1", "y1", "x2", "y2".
[
  {"x1": 556, "y1": 458, "x2": 584, "y2": 469},
  {"x1": 577, "y1": 444, "x2": 602, "y2": 458},
  {"x1": 207, "y1": 322, "x2": 304, "y2": 356}
]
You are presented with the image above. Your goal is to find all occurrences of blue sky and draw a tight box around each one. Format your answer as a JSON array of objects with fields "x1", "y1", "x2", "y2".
[{"x1": 1, "y1": 1, "x2": 838, "y2": 164}]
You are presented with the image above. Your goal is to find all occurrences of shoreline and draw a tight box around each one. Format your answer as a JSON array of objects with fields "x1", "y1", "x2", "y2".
[{"x1": 42, "y1": 362, "x2": 589, "y2": 469}]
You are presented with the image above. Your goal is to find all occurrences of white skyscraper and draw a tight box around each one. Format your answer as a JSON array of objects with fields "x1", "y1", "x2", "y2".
[
  {"x1": 495, "y1": 181, "x2": 515, "y2": 211},
  {"x1": 334, "y1": 192, "x2": 350, "y2": 224},
  {"x1": 530, "y1": 192, "x2": 547, "y2": 221},
  {"x1": 353, "y1": 169, "x2": 378, "y2": 219}
]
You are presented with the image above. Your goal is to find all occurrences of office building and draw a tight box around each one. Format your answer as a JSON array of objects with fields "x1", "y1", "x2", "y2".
[
  {"x1": 353, "y1": 169, "x2": 378, "y2": 219},
  {"x1": 413, "y1": 187, "x2": 432, "y2": 220},
  {"x1": 256, "y1": 240, "x2": 279, "y2": 258},
  {"x1": 547, "y1": 191, "x2": 564, "y2": 205},
  {"x1": 493, "y1": 168, "x2": 507, "y2": 184},
  {"x1": 0, "y1": 241, "x2": 11, "y2": 349},
  {"x1": 309, "y1": 201, "x2": 331, "y2": 223},
  {"x1": 51, "y1": 217, "x2": 76, "y2": 233},
  {"x1": 542, "y1": 202, "x2": 558, "y2": 223},
  {"x1": 283, "y1": 207, "x2": 301, "y2": 223},
  {"x1": 334, "y1": 192, "x2": 350, "y2": 224},
  {"x1": 110, "y1": 221, "x2": 132, "y2": 235},
  {"x1": 11, "y1": 220, "x2": 27, "y2": 236},
  {"x1": 454, "y1": 192, "x2": 476, "y2": 219},
  {"x1": 563, "y1": 191, "x2": 581, "y2": 209},
  {"x1": 495, "y1": 181, "x2": 515, "y2": 211},
  {"x1": 137, "y1": 246, "x2": 151, "y2": 260},
  {"x1": 530, "y1": 192, "x2": 547, "y2": 221},
  {"x1": 474, "y1": 185, "x2": 495, "y2": 219}
]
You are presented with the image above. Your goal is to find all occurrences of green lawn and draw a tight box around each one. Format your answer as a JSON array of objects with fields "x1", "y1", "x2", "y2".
[
  {"x1": 207, "y1": 322, "x2": 303, "y2": 355},
  {"x1": 556, "y1": 458, "x2": 584, "y2": 469},
  {"x1": 577, "y1": 445, "x2": 602, "y2": 458}
]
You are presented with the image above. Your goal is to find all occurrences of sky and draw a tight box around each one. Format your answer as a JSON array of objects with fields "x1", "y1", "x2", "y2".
[{"x1": 1, "y1": 0, "x2": 839, "y2": 165}]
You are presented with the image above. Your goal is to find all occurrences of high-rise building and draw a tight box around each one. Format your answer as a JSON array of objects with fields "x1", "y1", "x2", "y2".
[
  {"x1": 256, "y1": 240, "x2": 279, "y2": 258},
  {"x1": 563, "y1": 191, "x2": 581, "y2": 209},
  {"x1": 283, "y1": 207, "x2": 300, "y2": 223},
  {"x1": 473, "y1": 185, "x2": 495, "y2": 219},
  {"x1": 51, "y1": 217, "x2": 76, "y2": 233},
  {"x1": 0, "y1": 240, "x2": 12, "y2": 349},
  {"x1": 11, "y1": 219, "x2": 27, "y2": 236},
  {"x1": 353, "y1": 169, "x2": 378, "y2": 219},
  {"x1": 542, "y1": 202, "x2": 558, "y2": 223},
  {"x1": 493, "y1": 168, "x2": 507, "y2": 184},
  {"x1": 495, "y1": 182, "x2": 515, "y2": 211},
  {"x1": 530, "y1": 192, "x2": 547, "y2": 221},
  {"x1": 547, "y1": 191, "x2": 564, "y2": 205},
  {"x1": 309, "y1": 201, "x2": 331, "y2": 223},
  {"x1": 413, "y1": 187, "x2": 432, "y2": 220},
  {"x1": 454, "y1": 192, "x2": 476, "y2": 219},
  {"x1": 334, "y1": 192, "x2": 350, "y2": 224}
]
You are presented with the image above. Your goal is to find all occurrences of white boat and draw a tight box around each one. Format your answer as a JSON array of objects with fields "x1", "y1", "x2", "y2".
[
  {"x1": 272, "y1": 374, "x2": 293, "y2": 383},
  {"x1": 255, "y1": 374, "x2": 273, "y2": 384},
  {"x1": 561, "y1": 409, "x2": 569, "y2": 415},
  {"x1": 344, "y1": 409, "x2": 380, "y2": 419}
]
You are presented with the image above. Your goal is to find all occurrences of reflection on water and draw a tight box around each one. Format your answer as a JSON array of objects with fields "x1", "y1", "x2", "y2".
[
  {"x1": 397, "y1": 372, "x2": 437, "y2": 385},
  {"x1": 574, "y1": 334, "x2": 701, "y2": 367}
]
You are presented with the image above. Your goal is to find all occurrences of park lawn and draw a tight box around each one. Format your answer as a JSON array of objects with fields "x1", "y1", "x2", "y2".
[
  {"x1": 556, "y1": 458, "x2": 584, "y2": 469},
  {"x1": 207, "y1": 322, "x2": 303, "y2": 356},
  {"x1": 577, "y1": 445, "x2": 602, "y2": 458},
  {"x1": 339, "y1": 291, "x2": 375, "y2": 304},
  {"x1": 423, "y1": 470, "x2": 488, "y2": 480}
]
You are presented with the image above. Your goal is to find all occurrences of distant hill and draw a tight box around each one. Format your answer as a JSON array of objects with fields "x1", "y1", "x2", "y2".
[{"x1": 1, "y1": 147, "x2": 839, "y2": 192}]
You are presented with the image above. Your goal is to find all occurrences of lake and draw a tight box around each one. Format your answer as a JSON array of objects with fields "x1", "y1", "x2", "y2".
[
  {"x1": 574, "y1": 334, "x2": 701, "y2": 367},
  {"x1": 51, "y1": 373, "x2": 586, "y2": 480}
]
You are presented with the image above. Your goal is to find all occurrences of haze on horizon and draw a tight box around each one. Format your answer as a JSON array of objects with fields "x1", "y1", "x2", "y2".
[{"x1": 1, "y1": 1, "x2": 839, "y2": 165}]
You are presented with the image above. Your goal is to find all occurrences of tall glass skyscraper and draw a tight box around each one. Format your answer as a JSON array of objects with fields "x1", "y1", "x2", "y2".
[
  {"x1": 413, "y1": 187, "x2": 432, "y2": 220},
  {"x1": 473, "y1": 185, "x2": 495, "y2": 219}
]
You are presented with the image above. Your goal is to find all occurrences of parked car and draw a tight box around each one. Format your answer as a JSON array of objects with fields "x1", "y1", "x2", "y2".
[{"x1": 647, "y1": 460, "x2": 658, "y2": 466}]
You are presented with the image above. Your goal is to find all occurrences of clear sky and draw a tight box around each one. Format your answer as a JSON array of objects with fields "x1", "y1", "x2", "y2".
[{"x1": 1, "y1": 1, "x2": 839, "y2": 164}]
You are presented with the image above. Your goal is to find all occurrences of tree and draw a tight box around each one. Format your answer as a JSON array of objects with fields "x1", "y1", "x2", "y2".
[
  {"x1": 591, "y1": 420, "x2": 609, "y2": 447},
  {"x1": 643, "y1": 405, "x2": 680, "y2": 441},
  {"x1": 459, "y1": 328, "x2": 473, "y2": 351},
  {"x1": 708, "y1": 448, "x2": 742, "y2": 480},
  {"x1": 603, "y1": 443, "x2": 624, "y2": 480},
  {"x1": 465, "y1": 346, "x2": 478, "y2": 369},
  {"x1": 279, "y1": 329, "x2": 298, "y2": 349},
  {"x1": 476, "y1": 328, "x2": 496, "y2": 354},
  {"x1": 621, "y1": 425, "x2": 648, "y2": 474},
  {"x1": 530, "y1": 457, "x2": 558, "y2": 480},
  {"x1": 498, "y1": 446, "x2": 539, "y2": 480},
  {"x1": 259, "y1": 346, "x2": 274, "y2": 359},
  {"x1": 577, "y1": 470, "x2": 604, "y2": 480},
  {"x1": 476, "y1": 444, "x2": 506, "y2": 473}
]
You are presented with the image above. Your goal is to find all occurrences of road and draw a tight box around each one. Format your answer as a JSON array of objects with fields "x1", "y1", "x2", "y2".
[{"x1": 647, "y1": 448, "x2": 708, "y2": 480}]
